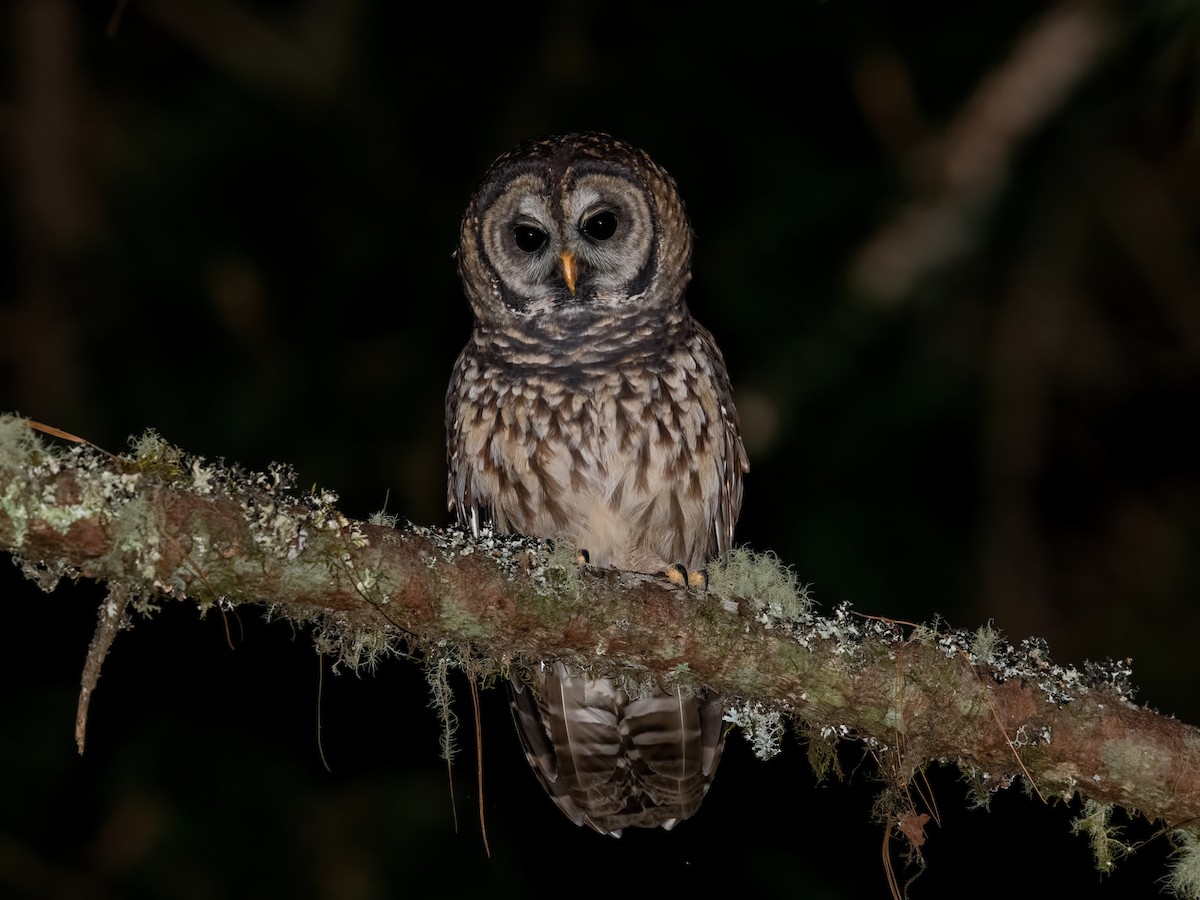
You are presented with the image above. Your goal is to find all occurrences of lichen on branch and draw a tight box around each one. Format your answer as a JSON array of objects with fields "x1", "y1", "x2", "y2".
[{"x1": 2, "y1": 413, "x2": 1199, "y2": 894}]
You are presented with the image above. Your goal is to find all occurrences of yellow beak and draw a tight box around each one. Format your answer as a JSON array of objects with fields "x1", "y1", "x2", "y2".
[{"x1": 560, "y1": 251, "x2": 577, "y2": 296}]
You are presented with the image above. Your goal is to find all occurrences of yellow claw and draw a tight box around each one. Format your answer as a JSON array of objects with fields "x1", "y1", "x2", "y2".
[{"x1": 666, "y1": 564, "x2": 708, "y2": 590}]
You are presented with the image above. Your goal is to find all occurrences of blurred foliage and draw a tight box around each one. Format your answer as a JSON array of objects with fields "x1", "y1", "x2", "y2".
[{"x1": 2, "y1": 0, "x2": 1199, "y2": 897}]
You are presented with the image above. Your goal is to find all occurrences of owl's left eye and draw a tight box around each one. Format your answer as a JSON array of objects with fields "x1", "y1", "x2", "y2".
[
  {"x1": 581, "y1": 210, "x2": 618, "y2": 241},
  {"x1": 513, "y1": 224, "x2": 548, "y2": 253}
]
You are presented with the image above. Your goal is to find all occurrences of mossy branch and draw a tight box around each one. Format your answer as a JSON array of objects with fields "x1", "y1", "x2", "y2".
[{"x1": 2, "y1": 414, "x2": 1200, "y2": 892}]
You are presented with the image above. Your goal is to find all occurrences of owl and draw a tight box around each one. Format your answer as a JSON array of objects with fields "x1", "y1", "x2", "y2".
[{"x1": 446, "y1": 132, "x2": 749, "y2": 835}]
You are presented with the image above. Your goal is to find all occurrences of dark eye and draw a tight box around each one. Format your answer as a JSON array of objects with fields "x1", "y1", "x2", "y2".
[
  {"x1": 513, "y1": 224, "x2": 547, "y2": 253},
  {"x1": 581, "y1": 210, "x2": 618, "y2": 241}
]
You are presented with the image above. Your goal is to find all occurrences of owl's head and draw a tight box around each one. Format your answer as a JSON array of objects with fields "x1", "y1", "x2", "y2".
[{"x1": 457, "y1": 133, "x2": 693, "y2": 328}]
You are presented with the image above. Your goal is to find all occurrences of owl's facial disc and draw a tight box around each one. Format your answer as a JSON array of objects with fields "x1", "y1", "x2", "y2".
[{"x1": 475, "y1": 162, "x2": 662, "y2": 322}]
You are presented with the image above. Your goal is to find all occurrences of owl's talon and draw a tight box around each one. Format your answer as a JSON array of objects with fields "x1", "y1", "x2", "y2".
[
  {"x1": 666, "y1": 563, "x2": 707, "y2": 589},
  {"x1": 576, "y1": 548, "x2": 590, "y2": 566}
]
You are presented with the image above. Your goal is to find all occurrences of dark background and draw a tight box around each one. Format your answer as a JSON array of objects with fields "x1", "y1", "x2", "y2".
[{"x1": 3, "y1": 1, "x2": 1199, "y2": 897}]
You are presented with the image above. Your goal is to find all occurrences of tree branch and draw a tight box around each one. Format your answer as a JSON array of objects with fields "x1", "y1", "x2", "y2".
[{"x1": 2, "y1": 414, "x2": 1198, "y2": 880}]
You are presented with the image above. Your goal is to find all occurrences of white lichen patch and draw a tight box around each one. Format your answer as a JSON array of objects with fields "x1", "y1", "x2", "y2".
[
  {"x1": 314, "y1": 616, "x2": 397, "y2": 673},
  {"x1": 112, "y1": 495, "x2": 162, "y2": 581},
  {"x1": 931, "y1": 623, "x2": 1139, "y2": 708},
  {"x1": 820, "y1": 723, "x2": 853, "y2": 741},
  {"x1": 6, "y1": 434, "x2": 143, "y2": 549},
  {"x1": 414, "y1": 522, "x2": 555, "y2": 584},
  {"x1": 1009, "y1": 724, "x2": 1041, "y2": 749},
  {"x1": 803, "y1": 601, "x2": 865, "y2": 655},
  {"x1": 723, "y1": 700, "x2": 785, "y2": 759},
  {"x1": 368, "y1": 511, "x2": 400, "y2": 528},
  {"x1": 1, "y1": 477, "x2": 30, "y2": 546},
  {"x1": 190, "y1": 459, "x2": 215, "y2": 495},
  {"x1": 233, "y1": 465, "x2": 326, "y2": 561}
]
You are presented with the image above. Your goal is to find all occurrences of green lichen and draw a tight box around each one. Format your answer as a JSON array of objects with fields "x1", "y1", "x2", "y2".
[
  {"x1": 109, "y1": 494, "x2": 162, "y2": 581},
  {"x1": 804, "y1": 722, "x2": 844, "y2": 782},
  {"x1": 1071, "y1": 799, "x2": 1128, "y2": 874},
  {"x1": 960, "y1": 762, "x2": 993, "y2": 811},
  {"x1": 970, "y1": 621, "x2": 1001, "y2": 660},
  {"x1": 436, "y1": 596, "x2": 496, "y2": 641},
  {"x1": 0, "y1": 415, "x2": 44, "y2": 475},
  {"x1": 543, "y1": 540, "x2": 585, "y2": 598},
  {"x1": 127, "y1": 429, "x2": 185, "y2": 479},
  {"x1": 425, "y1": 649, "x2": 462, "y2": 763},
  {"x1": 708, "y1": 547, "x2": 811, "y2": 627},
  {"x1": 1168, "y1": 829, "x2": 1200, "y2": 900},
  {"x1": 368, "y1": 510, "x2": 400, "y2": 528},
  {"x1": 0, "y1": 418, "x2": 49, "y2": 547},
  {"x1": 0, "y1": 418, "x2": 148, "y2": 567},
  {"x1": 1100, "y1": 733, "x2": 1160, "y2": 788},
  {"x1": 314, "y1": 617, "x2": 396, "y2": 673}
]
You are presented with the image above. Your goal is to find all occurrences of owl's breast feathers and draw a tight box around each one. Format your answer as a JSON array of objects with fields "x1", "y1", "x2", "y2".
[{"x1": 446, "y1": 310, "x2": 747, "y2": 574}]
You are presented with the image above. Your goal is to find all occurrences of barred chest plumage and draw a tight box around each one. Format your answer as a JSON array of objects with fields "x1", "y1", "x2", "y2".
[{"x1": 447, "y1": 318, "x2": 731, "y2": 575}]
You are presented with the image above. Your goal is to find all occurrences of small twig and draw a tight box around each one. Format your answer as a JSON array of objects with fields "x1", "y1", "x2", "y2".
[
  {"x1": 26, "y1": 418, "x2": 117, "y2": 458},
  {"x1": 470, "y1": 677, "x2": 491, "y2": 858},
  {"x1": 76, "y1": 584, "x2": 132, "y2": 754},
  {"x1": 316, "y1": 654, "x2": 332, "y2": 774}
]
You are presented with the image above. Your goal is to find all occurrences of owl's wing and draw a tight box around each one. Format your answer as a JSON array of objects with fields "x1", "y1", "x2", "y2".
[
  {"x1": 693, "y1": 322, "x2": 749, "y2": 560},
  {"x1": 445, "y1": 346, "x2": 484, "y2": 536}
]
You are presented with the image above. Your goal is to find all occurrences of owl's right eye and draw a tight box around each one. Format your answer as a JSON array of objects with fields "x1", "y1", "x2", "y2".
[{"x1": 513, "y1": 224, "x2": 548, "y2": 253}]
